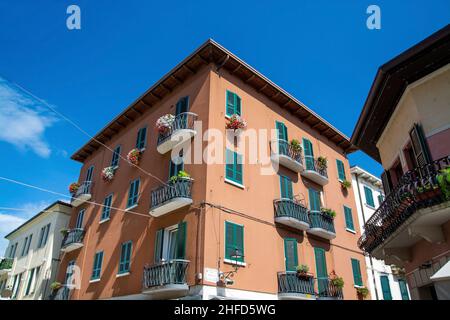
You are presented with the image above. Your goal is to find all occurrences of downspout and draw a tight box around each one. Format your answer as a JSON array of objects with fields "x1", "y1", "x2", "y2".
[{"x1": 355, "y1": 173, "x2": 380, "y2": 300}]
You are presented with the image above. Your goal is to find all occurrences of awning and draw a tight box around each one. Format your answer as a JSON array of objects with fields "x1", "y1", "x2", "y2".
[{"x1": 430, "y1": 261, "x2": 450, "y2": 282}]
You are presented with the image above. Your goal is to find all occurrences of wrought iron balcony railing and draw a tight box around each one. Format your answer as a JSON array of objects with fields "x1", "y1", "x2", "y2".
[
  {"x1": 316, "y1": 278, "x2": 344, "y2": 299},
  {"x1": 49, "y1": 286, "x2": 72, "y2": 300},
  {"x1": 143, "y1": 259, "x2": 189, "y2": 289},
  {"x1": 157, "y1": 112, "x2": 198, "y2": 146},
  {"x1": 0, "y1": 258, "x2": 13, "y2": 270},
  {"x1": 274, "y1": 199, "x2": 309, "y2": 226},
  {"x1": 358, "y1": 155, "x2": 450, "y2": 254},
  {"x1": 270, "y1": 139, "x2": 303, "y2": 164},
  {"x1": 150, "y1": 178, "x2": 193, "y2": 210},
  {"x1": 309, "y1": 211, "x2": 336, "y2": 234},
  {"x1": 277, "y1": 272, "x2": 315, "y2": 296},
  {"x1": 71, "y1": 181, "x2": 93, "y2": 199},
  {"x1": 62, "y1": 228, "x2": 85, "y2": 248},
  {"x1": 304, "y1": 157, "x2": 328, "y2": 178}
]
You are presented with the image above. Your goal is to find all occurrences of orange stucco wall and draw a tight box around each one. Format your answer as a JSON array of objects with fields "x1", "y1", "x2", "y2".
[{"x1": 58, "y1": 64, "x2": 367, "y2": 300}]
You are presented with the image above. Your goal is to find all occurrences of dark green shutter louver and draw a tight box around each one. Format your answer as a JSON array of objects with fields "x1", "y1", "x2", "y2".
[
  {"x1": 279, "y1": 175, "x2": 293, "y2": 199},
  {"x1": 409, "y1": 123, "x2": 431, "y2": 168},
  {"x1": 364, "y1": 186, "x2": 375, "y2": 207},
  {"x1": 284, "y1": 239, "x2": 298, "y2": 272},
  {"x1": 399, "y1": 280, "x2": 409, "y2": 300},
  {"x1": 225, "y1": 149, "x2": 243, "y2": 184},
  {"x1": 154, "y1": 229, "x2": 163, "y2": 263},
  {"x1": 344, "y1": 206, "x2": 355, "y2": 231},
  {"x1": 380, "y1": 275, "x2": 392, "y2": 300},
  {"x1": 175, "y1": 222, "x2": 187, "y2": 259},
  {"x1": 351, "y1": 258, "x2": 363, "y2": 286},
  {"x1": 226, "y1": 91, "x2": 241, "y2": 116},
  {"x1": 381, "y1": 170, "x2": 392, "y2": 196},
  {"x1": 225, "y1": 222, "x2": 244, "y2": 262},
  {"x1": 336, "y1": 160, "x2": 346, "y2": 181}
]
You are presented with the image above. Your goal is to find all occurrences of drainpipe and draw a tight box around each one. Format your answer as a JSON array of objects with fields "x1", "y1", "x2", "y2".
[{"x1": 355, "y1": 173, "x2": 380, "y2": 300}]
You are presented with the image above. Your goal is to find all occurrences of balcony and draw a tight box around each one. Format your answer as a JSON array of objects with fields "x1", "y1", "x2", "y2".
[
  {"x1": 358, "y1": 156, "x2": 450, "y2": 263},
  {"x1": 157, "y1": 112, "x2": 198, "y2": 154},
  {"x1": 274, "y1": 199, "x2": 310, "y2": 231},
  {"x1": 142, "y1": 259, "x2": 190, "y2": 299},
  {"x1": 49, "y1": 286, "x2": 72, "y2": 300},
  {"x1": 150, "y1": 179, "x2": 193, "y2": 217},
  {"x1": 301, "y1": 157, "x2": 329, "y2": 185},
  {"x1": 307, "y1": 211, "x2": 336, "y2": 240},
  {"x1": 277, "y1": 272, "x2": 315, "y2": 300},
  {"x1": 0, "y1": 258, "x2": 13, "y2": 275},
  {"x1": 71, "y1": 181, "x2": 93, "y2": 207},
  {"x1": 316, "y1": 278, "x2": 343, "y2": 300},
  {"x1": 61, "y1": 228, "x2": 85, "y2": 253},
  {"x1": 270, "y1": 140, "x2": 304, "y2": 173}
]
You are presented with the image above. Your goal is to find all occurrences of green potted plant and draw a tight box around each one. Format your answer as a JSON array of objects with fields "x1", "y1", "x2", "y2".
[
  {"x1": 330, "y1": 273, "x2": 344, "y2": 289},
  {"x1": 321, "y1": 208, "x2": 336, "y2": 219},
  {"x1": 296, "y1": 264, "x2": 313, "y2": 279},
  {"x1": 60, "y1": 229, "x2": 69, "y2": 236},
  {"x1": 50, "y1": 281, "x2": 62, "y2": 291},
  {"x1": 317, "y1": 156, "x2": 328, "y2": 170},
  {"x1": 340, "y1": 179, "x2": 352, "y2": 190},
  {"x1": 170, "y1": 170, "x2": 191, "y2": 183},
  {"x1": 356, "y1": 286, "x2": 369, "y2": 299},
  {"x1": 290, "y1": 139, "x2": 302, "y2": 154},
  {"x1": 437, "y1": 166, "x2": 450, "y2": 200}
]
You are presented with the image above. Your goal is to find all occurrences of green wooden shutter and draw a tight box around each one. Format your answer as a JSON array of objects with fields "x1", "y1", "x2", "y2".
[
  {"x1": 303, "y1": 138, "x2": 314, "y2": 170},
  {"x1": 225, "y1": 149, "x2": 234, "y2": 181},
  {"x1": 276, "y1": 121, "x2": 288, "y2": 141},
  {"x1": 381, "y1": 170, "x2": 392, "y2": 196},
  {"x1": 279, "y1": 175, "x2": 293, "y2": 199},
  {"x1": 127, "y1": 181, "x2": 135, "y2": 207},
  {"x1": 351, "y1": 258, "x2": 363, "y2": 286},
  {"x1": 409, "y1": 123, "x2": 431, "y2": 167},
  {"x1": 380, "y1": 275, "x2": 392, "y2": 300},
  {"x1": 25, "y1": 268, "x2": 35, "y2": 295},
  {"x1": 226, "y1": 91, "x2": 235, "y2": 116},
  {"x1": 344, "y1": 206, "x2": 355, "y2": 231},
  {"x1": 225, "y1": 222, "x2": 244, "y2": 262},
  {"x1": 225, "y1": 149, "x2": 243, "y2": 184},
  {"x1": 364, "y1": 186, "x2": 375, "y2": 207},
  {"x1": 235, "y1": 94, "x2": 241, "y2": 116},
  {"x1": 314, "y1": 248, "x2": 328, "y2": 294},
  {"x1": 235, "y1": 153, "x2": 243, "y2": 184},
  {"x1": 176, "y1": 222, "x2": 187, "y2": 259},
  {"x1": 136, "y1": 127, "x2": 147, "y2": 150},
  {"x1": 399, "y1": 279, "x2": 409, "y2": 300},
  {"x1": 336, "y1": 160, "x2": 346, "y2": 181},
  {"x1": 154, "y1": 229, "x2": 163, "y2": 263},
  {"x1": 284, "y1": 239, "x2": 298, "y2": 272},
  {"x1": 308, "y1": 188, "x2": 321, "y2": 212}
]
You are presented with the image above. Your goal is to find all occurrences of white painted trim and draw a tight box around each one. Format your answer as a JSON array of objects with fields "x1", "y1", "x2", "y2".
[
  {"x1": 224, "y1": 179, "x2": 245, "y2": 189},
  {"x1": 89, "y1": 279, "x2": 101, "y2": 283},
  {"x1": 99, "y1": 218, "x2": 110, "y2": 224},
  {"x1": 125, "y1": 204, "x2": 138, "y2": 211},
  {"x1": 223, "y1": 259, "x2": 246, "y2": 267},
  {"x1": 116, "y1": 272, "x2": 130, "y2": 278},
  {"x1": 346, "y1": 228, "x2": 356, "y2": 234}
]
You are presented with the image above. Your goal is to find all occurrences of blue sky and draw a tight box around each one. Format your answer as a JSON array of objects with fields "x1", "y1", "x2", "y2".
[{"x1": 0, "y1": 1, "x2": 449, "y2": 254}]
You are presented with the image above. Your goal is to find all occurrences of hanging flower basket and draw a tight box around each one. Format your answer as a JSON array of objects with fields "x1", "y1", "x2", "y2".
[
  {"x1": 50, "y1": 281, "x2": 62, "y2": 291},
  {"x1": 340, "y1": 180, "x2": 352, "y2": 189},
  {"x1": 69, "y1": 182, "x2": 80, "y2": 194},
  {"x1": 101, "y1": 166, "x2": 115, "y2": 182},
  {"x1": 321, "y1": 208, "x2": 337, "y2": 219},
  {"x1": 226, "y1": 114, "x2": 247, "y2": 131},
  {"x1": 156, "y1": 114, "x2": 175, "y2": 134},
  {"x1": 127, "y1": 148, "x2": 141, "y2": 165}
]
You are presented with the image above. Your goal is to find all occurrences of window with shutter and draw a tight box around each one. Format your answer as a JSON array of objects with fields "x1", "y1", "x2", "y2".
[
  {"x1": 101, "y1": 194, "x2": 113, "y2": 221},
  {"x1": 176, "y1": 96, "x2": 190, "y2": 115},
  {"x1": 86, "y1": 165, "x2": 94, "y2": 182},
  {"x1": 380, "y1": 170, "x2": 392, "y2": 196},
  {"x1": 279, "y1": 175, "x2": 293, "y2": 199},
  {"x1": 314, "y1": 248, "x2": 328, "y2": 295},
  {"x1": 111, "y1": 145, "x2": 121, "y2": 168},
  {"x1": 364, "y1": 186, "x2": 375, "y2": 207},
  {"x1": 91, "y1": 251, "x2": 104, "y2": 280},
  {"x1": 226, "y1": 90, "x2": 241, "y2": 116},
  {"x1": 303, "y1": 138, "x2": 314, "y2": 171},
  {"x1": 76, "y1": 209, "x2": 85, "y2": 229},
  {"x1": 336, "y1": 159, "x2": 346, "y2": 181},
  {"x1": 169, "y1": 150, "x2": 184, "y2": 178},
  {"x1": 127, "y1": 179, "x2": 140, "y2": 208},
  {"x1": 225, "y1": 149, "x2": 243, "y2": 185},
  {"x1": 225, "y1": 221, "x2": 244, "y2": 262},
  {"x1": 154, "y1": 229, "x2": 163, "y2": 263},
  {"x1": 308, "y1": 188, "x2": 321, "y2": 212},
  {"x1": 175, "y1": 221, "x2": 187, "y2": 259},
  {"x1": 398, "y1": 279, "x2": 409, "y2": 300},
  {"x1": 284, "y1": 239, "x2": 298, "y2": 272},
  {"x1": 136, "y1": 127, "x2": 147, "y2": 150},
  {"x1": 380, "y1": 275, "x2": 392, "y2": 300},
  {"x1": 118, "y1": 241, "x2": 132, "y2": 274},
  {"x1": 409, "y1": 123, "x2": 431, "y2": 168},
  {"x1": 344, "y1": 206, "x2": 355, "y2": 231},
  {"x1": 351, "y1": 258, "x2": 363, "y2": 286}
]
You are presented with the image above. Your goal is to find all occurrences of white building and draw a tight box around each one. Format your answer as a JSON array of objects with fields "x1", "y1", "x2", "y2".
[
  {"x1": 1, "y1": 201, "x2": 71, "y2": 300},
  {"x1": 350, "y1": 166, "x2": 411, "y2": 300}
]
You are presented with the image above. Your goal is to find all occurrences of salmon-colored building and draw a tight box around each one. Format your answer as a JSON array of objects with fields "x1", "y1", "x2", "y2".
[
  {"x1": 55, "y1": 39, "x2": 368, "y2": 300},
  {"x1": 353, "y1": 25, "x2": 450, "y2": 300}
]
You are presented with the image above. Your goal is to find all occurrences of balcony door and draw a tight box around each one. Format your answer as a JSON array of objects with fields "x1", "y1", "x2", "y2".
[
  {"x1": 85, "y1": 166, "x2": 94, "y2": 183},
  {"x1": 75, "y1": 209, "x2": 85, "y2": 229},
  {"x1": 154, "y1": 222, "x2": 187, "y2": 263},
  {"x1": 276, "y1": 121, "x2": 288, "y2": 155},
  {"x1": 176, "y1": 96, "x2": 190, "y2": 129},
  {"x1": 303, "y1": 138, "x2": 314, "y2": 170},
  {"x1": 314, "y1": 247, "x2": 328, "y2": 295}
]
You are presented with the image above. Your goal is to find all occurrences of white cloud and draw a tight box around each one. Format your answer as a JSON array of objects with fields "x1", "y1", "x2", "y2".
[
  {"x1": 0, "y1": 77, "x2": 57, "y2": 158},
  {"x1": 0, "y1": 201, "x2": 51, "y2": 256}
]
